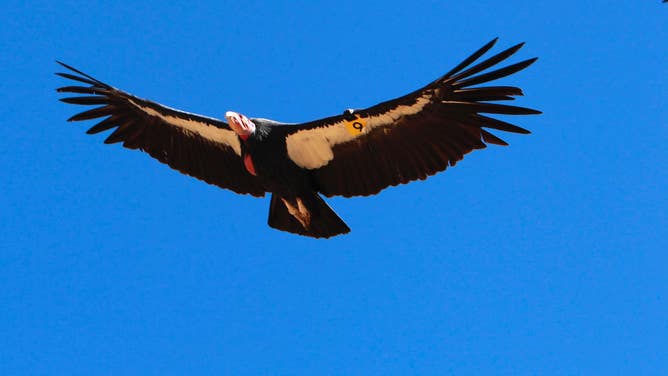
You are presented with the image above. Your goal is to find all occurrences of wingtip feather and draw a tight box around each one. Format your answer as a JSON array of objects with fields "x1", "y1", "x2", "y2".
[
  {"x1": 441, "y1": 38, "x2": 500, "y2": 79},
  {"x1": 55, "y1": 62, "x2": 111, "y2": 89}
]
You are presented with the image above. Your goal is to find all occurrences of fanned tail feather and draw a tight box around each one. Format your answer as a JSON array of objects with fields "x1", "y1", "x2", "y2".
[{"x1": 268, "y1": 193, "x2": 350, "y2": 238}]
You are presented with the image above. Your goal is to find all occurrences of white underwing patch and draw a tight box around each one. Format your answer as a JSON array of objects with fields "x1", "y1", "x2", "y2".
[
  {"x1": 129, "y1": 100, "x2": 242, "y2": 156},
  {"x1": 286, "y1": 94, "x2": 432, "y2": 169}
]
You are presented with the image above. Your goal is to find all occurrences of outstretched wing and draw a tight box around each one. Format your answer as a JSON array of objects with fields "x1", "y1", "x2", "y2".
[
  {"x1": 56, "y1": 62, "x2": 265, "y2": 197},
  {"x1": 283, "y1": 39, "x2": 540, "y2": 197}
]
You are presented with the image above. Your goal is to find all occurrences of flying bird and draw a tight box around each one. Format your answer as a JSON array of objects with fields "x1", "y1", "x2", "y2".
[{"x1": 56, "y1": 38, "x2": 540, "y2": 238}]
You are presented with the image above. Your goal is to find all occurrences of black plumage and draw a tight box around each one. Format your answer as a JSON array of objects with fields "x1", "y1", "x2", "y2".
[{"x1": 57, "y1": 39, "x2": 540, "y2": 238}]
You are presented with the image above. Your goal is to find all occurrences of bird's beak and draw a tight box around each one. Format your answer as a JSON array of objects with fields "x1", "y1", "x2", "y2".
[{"x1": 225, "y1": 111, "x2": 256, "y2": 138}]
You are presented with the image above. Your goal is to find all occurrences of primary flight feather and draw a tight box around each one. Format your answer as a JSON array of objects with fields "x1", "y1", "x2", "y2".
[{"x1": 57, "y1": 38, "x2": 540, "y2": 238}]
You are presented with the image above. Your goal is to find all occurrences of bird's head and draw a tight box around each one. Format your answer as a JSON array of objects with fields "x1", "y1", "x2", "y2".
[{"x1": 225, "y1": 111, "x2": 256, "y2": 140}]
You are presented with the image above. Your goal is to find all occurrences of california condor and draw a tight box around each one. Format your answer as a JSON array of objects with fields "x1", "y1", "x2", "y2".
[{"x1": 56, "y1": 38, "x2": 540, "y2": 238}]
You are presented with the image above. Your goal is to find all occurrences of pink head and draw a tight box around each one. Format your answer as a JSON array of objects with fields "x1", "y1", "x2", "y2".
[{"x1": 225, "y1": 111, "x2": 256, "y2": 140}]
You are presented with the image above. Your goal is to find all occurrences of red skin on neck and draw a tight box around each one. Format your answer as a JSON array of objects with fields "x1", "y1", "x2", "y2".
[
  {"x1": 238, "y1": 134, "x2": 256, "y2": 175},
  {"x1": 244, "y1": 154, "x2": 256, "y2": 176}
]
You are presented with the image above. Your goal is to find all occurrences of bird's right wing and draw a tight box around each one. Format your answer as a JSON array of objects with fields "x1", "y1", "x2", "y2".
[
  {"x1": 56, "y1": 62, "x2": 265, "y2": 197},
  {"x1": 282, "y1": 39, "x2": 539, "y2": 197}
]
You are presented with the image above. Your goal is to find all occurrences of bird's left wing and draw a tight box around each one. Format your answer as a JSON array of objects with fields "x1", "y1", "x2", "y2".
[
  {"x1": 56, "y1": 62, "x2": 265, "y2": 197},
  {"x1": 283, "y1": 39, "x2": 540, "y2": 197}
]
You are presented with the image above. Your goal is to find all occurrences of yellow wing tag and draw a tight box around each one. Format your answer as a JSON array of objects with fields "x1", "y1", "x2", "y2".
[{"x1": 344, "y1": 116, "x2": 367, "y2": 136}]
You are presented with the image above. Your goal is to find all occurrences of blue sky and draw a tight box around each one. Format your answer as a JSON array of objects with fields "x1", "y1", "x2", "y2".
[{"x1": 1, "y1": 1, "x2": 666, "y2": 374}]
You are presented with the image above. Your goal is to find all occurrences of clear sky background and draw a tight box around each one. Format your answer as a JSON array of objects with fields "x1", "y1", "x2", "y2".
[{"x1": 1, "y1": 1, "x2": 666, "y2": 375}]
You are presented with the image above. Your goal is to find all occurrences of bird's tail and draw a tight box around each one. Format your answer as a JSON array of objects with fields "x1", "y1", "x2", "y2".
[{"x1": 268, "y1": 193, "x2": 350, "y2": 238}]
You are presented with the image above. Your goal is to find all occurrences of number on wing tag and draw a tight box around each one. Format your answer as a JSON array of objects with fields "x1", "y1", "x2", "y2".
[{"x1": 344, "y1": 116, "x2": 367, "y2": 136}]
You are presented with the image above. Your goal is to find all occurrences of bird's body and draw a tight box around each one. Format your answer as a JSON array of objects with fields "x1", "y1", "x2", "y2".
[
  {"x1": 242, "y1": 122, "x2": 300, "y2": 191},
  {"x1": 57, "y1": 39, "x2": 540, "y2": 238},
  {"x1": 229, "y1": 119, "x2": 352, "y2": 237}
]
